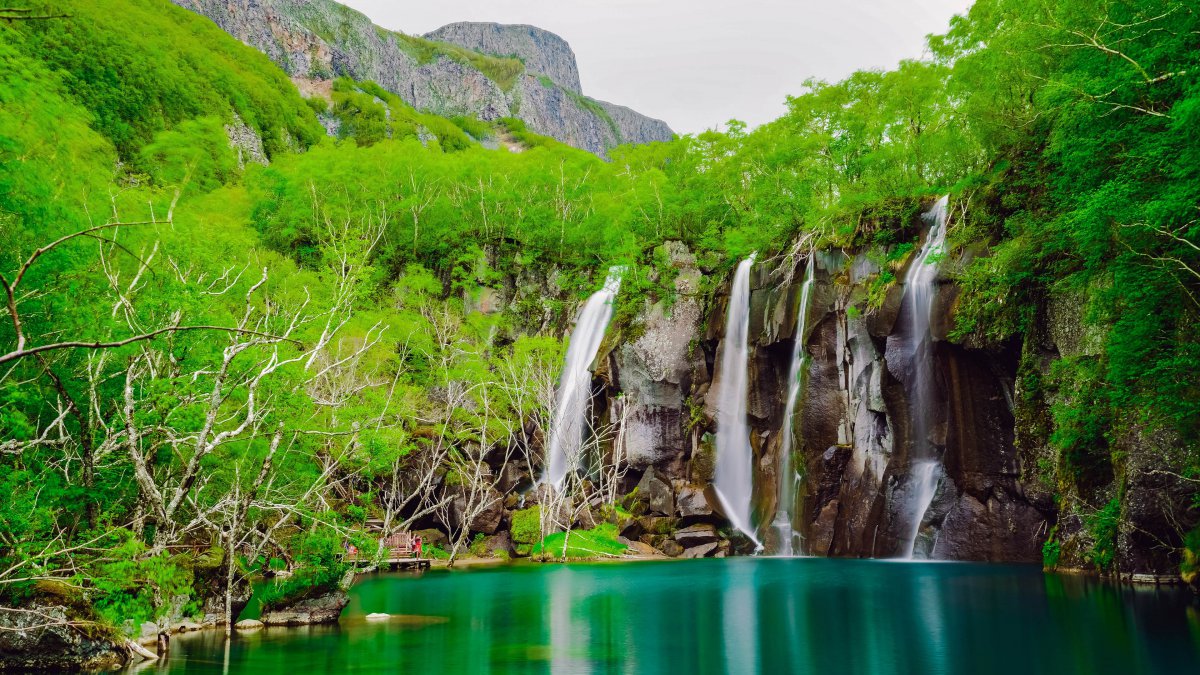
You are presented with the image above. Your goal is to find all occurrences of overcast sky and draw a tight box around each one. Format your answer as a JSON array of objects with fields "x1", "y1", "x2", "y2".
[{"x1": 340, "y1": 0, "x2": 974, "y2": 134}]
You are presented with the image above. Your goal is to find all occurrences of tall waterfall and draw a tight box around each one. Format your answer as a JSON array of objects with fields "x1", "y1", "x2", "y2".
[
  {"x1": 770, "y1": 256, "x2": 816, "y2": 556},
  {"x1": 899, "y1": 196, "x2": 950, "y2": 558},
  {"x1": 545, "y1": 269, "x2": 623, "y2": 490},
  {"x1": 714, "y1": 255, "x2": 760, "y2": 545}
]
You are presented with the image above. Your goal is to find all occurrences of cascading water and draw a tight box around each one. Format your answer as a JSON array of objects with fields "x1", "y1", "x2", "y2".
[
  {"x1": 545, "y1": 268, "x2": 623, "y2": 490},
  {"x1": 713, "y1": 255, "x2": 761, "y2": 545},
  {"x1": 898, "y1": 196, "x2": 950, "y2": 558},
  {"x1": 770, "y1": 255, "x2": 816, "y2": 556}
]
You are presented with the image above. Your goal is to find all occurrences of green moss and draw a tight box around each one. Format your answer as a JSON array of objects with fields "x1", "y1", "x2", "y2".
[
  {"x1": 532, "y1": 523, "x2": 628, "y2": 559},
  {"x1": 510, "y1": 506, "x2": 543, "y2": 545}
]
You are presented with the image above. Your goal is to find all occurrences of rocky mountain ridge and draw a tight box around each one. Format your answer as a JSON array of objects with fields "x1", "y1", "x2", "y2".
[{"x1": 170, "y1": 0, "x2": 673, "y2": 155}]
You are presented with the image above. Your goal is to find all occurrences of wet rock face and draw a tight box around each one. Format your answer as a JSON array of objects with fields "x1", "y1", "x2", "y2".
[
  {"x1": 615, "y1": 243, "x2": 704, "y2": 470},
  {"x1": 0, "y1": 604, "x2": 125, "y2": 671},
  {"x1": 672, "y1": 248, "x2": 1051, "y2": 562},
  {"x1": 932, "y1": 487, "x2": 1047, "y2": 561}
]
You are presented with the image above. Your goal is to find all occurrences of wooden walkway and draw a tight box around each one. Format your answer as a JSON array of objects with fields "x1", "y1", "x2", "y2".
[{"x1": 344, "y1": 531, "x2": 431, "y2": 570}]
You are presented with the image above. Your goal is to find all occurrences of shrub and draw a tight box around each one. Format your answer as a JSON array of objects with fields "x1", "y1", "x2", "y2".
[
  {"x1": 510, "y1": 506, "x2": 543, "y2": 545},
  {"x1": 1086, "y1": 498, "x2": 1121, "y2": 572}
]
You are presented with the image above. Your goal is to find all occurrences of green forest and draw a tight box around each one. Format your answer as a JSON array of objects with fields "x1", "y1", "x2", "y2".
[{"x1": 1, "y1": 0, "x2": 1198, "y2": 650}]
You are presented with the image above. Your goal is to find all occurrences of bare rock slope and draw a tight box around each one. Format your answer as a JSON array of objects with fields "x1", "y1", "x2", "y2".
[{"x1": 171, "y1": 0, "x2": 672, "y2": 155}]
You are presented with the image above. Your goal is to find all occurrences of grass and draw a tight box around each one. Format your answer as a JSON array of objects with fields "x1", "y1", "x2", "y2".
[{"x1": 532, "y1": 523, "x2": 628, "y2": 559}]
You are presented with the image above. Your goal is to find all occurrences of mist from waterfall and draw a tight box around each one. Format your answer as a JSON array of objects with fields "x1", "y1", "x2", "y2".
[
  {"x1": 714, "y1": 254, "x2": 760, "y2": 545},
  {"x1": 770, "y1": 256, "x2": 816, "y2": 556},
  {"x1": 899, "y1": 196, "x2": 950, "y2": 558},
  {"x1": 545, "y1": 268, "x2": 623, "y2": 490}
]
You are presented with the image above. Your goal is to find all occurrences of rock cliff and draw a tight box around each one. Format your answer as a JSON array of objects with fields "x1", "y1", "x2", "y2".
[
  {"x1": 170, "y1": 0, "x2": 673, "y2": 156},
  {"x1": 424, "y1": 22, "x2": 583, "y2": 94}
]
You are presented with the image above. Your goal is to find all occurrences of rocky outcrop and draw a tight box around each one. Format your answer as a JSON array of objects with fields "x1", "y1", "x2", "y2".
[
  {"x1": 592, "y1": 230, "x2": 1054, "y2": 564},
  {"x1": 597, "y1": 101, "x2": 675, "y2": 153},
  {"x1": 424, "y1": 22, "x2": 582, "y2": 94},
  {"x1": 613, "y1": 243, "x2": 704, "y2": 469},
  {"x1": 0, "y1": 605, "x2": 126, "y2": 671},
  {"x1": 170, "y1": 0, "x2": 673, "y2": 155},
  {"x1": 259, "y1": 589, "x2": 348, "y2": 626}
]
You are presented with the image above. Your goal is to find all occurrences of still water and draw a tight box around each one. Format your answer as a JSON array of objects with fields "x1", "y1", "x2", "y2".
[{"x1": 147, "y1": 558, "x2": 1199, "y2": 674}]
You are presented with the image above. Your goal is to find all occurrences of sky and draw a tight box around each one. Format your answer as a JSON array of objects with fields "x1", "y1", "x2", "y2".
[{"x1": 340, "y1": 0, "x2": 975, "y2": 135}]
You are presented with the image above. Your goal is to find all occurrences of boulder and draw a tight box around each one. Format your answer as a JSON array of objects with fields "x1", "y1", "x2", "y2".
[
  {"x1": 484, "y1": 530, "x2": 515, "y2": 556},
  {"x1": 677, "y1": 485, "x2": 714, "y2": 518},
  {"x1": 639, "y1": 534, "x2": 666, "y2": 549},
  {"x1": 444, "y1": 485, "x2": 506, "y2": 535},
  {"x1": 682, "y1": 542, "x2": 719, "y2": 559},
  {"x1": 690, "y1": 434, "x2": 717, "y2": 483},
  {"x1": 674, "y1": 523, "x2": 718, "y2": 547},
  {"x1": 618, "y1": 538, "x2": 662, "y2": 557},
  {"x1": 0, "y1": 604, "x2": 125, "y2": 671},
  {"x1": 234, "y1": 619, "x2": 264, "y2": 630},
  {"x1": 260, "y1": 589, "x2": 349, "y2": 626},
  {"x1": 658, "y1": 540, "x2": 684, "y2": 557},
  {"x1": 414, "y1": 528, "x2": 447, "y2": 548},
  {"x1": 636, "y1": 516, "x2": 678, "y2": 537},
  {"x1": 636, "y1": 470, "x2": 675, "y2": 516},
  {"x1": 618, "y1": 516, "x2": 644, "y2": 540}
]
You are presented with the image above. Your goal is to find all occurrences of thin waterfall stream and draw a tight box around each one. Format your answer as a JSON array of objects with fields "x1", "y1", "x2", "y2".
[
  {"x1": 770, "y1": 255, "x2": 816, "y2": 556},
  {"x1": 899, "y1": 196, "x2": 950, "y2": 558},
  {"x1": 714, "y1": 254, "x2": 760, "y2": 546},
  {"x1": 545, "y1": 268, "x2": 623, "y2": 490}
]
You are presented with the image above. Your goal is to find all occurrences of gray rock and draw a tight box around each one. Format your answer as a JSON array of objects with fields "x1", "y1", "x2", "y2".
[
  {"x1": 658, "y1": 540, "x2": 684, "y2": 557},
  {"x1": 674, "y1": 523, "x2": 718, "y2": 547},
  {"x1": 234, "y1": 619, "x2": 264, "y2": 630},
  {"x1": 636, "y1": 469, "x2": 675, "y2": 516},
  {"x1": 682, "y1": 541, "x2": 719, "y2": 559},
  {"x1": 169, "y1": 0, "x2": 672, "y2": 155},
  {"x1": 424, "y1": 22, "x2": 583, "y2": 93},
  {"x1": 484, "y1": 530, "x2": 515, "y2": 556},
  {"x1": 676, "y1": 485, "x2": 713, "y2": 518},
  {"x1": 414, "y1": 528, "x2": 447, "y2": 547},
  {"x1": 260, "y1": 589, "x2": 349, "y2": 626},
  {"x1": 0, "y1": 604, "x2": 125, "y2": 671}
]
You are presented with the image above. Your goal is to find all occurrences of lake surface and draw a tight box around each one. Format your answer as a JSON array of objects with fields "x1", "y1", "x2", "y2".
[{"x1": 150, "y1": 558, "x2": 1199, "y2": 674}]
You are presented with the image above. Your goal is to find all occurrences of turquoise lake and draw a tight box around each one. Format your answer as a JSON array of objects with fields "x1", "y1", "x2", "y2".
[{"x1": 148, "y1": 558, "x2": 1200, "y2": 674}]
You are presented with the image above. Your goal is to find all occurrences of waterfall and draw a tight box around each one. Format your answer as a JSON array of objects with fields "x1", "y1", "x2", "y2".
[
  {"x1": 545, "y1": 268, "x2": 623, "y2": 490},
  {"x1": 714, "y1": 255, "x2": 760, "y2": 545},
  {"x1": 899, "y1": 196, "x2": 950, "y2": 558},
  {"x1": 770, "y1": 255, "x2": 816, "y2": 556}
]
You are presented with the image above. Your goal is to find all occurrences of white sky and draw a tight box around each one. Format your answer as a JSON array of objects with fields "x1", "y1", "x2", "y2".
[{"x1": 340, "y1": 0, "x2": 974, "y2": 134}]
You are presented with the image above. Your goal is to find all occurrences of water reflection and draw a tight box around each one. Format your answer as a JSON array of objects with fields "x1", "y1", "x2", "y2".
[{"x1": 151, "y1": 559, "x2": 1199, "y2": 674}]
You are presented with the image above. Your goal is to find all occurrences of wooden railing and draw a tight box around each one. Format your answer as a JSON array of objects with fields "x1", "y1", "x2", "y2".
[{"x1": 344, "y1": 532, "x2": 423, "y2": 562}]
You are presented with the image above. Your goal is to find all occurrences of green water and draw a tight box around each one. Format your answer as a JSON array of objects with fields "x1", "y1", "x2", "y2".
[{"x1": 149, "y1": 558, "x2": 1199, "y2": 674}]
